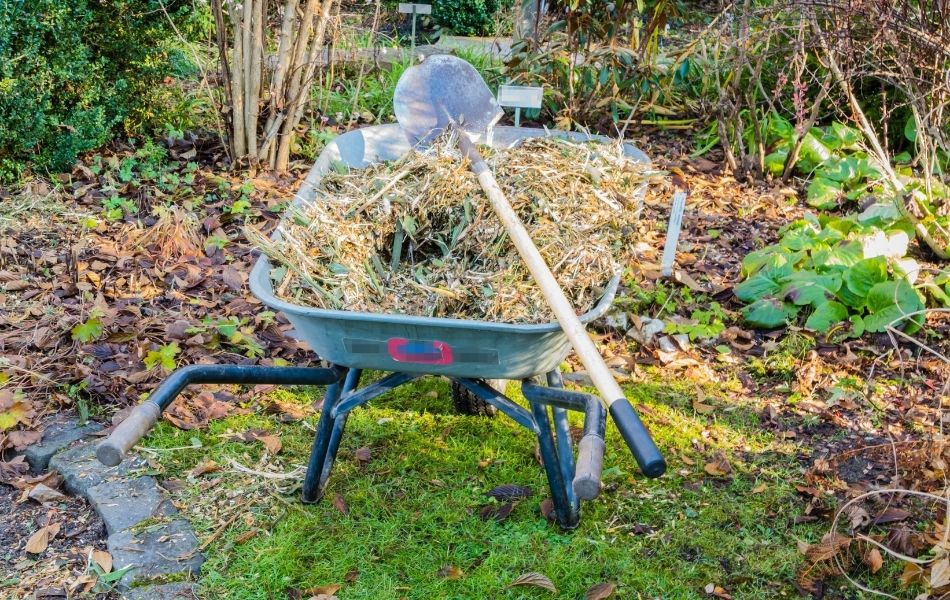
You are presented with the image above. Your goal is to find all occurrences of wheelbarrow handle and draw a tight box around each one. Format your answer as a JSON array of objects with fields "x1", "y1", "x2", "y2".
[
  {"x1": 609, "y1": 399, "x2": 666, "y2": 478},
  {"x1": 97, "y1": 402, "x2": 161, "y2": 467},
  {"x1": 573, "y1": 433, "x2": 606, "y2": 500},
  {"x1": 96, "y1": 364, "x2": 347, "y2": 467}
]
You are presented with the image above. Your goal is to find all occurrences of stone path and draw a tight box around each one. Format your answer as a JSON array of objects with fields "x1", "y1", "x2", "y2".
[{"x1": 27, "y1": 417, "x2": 203, "y2": 598}]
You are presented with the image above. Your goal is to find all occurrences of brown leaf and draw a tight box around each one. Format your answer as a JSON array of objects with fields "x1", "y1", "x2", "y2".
[
  {"x1": 508, "y1": 572, "x2": 557, "y2": 593},
  {"x1": 164, "y1": 391, "x2": 237, "y2": 430},
  {"x1": 0, "y1": 455, "x2": 28, "y2": 483},
  {"x1": 92, "y1": 549, "x2": 113, "y2": 573},
  {"x1": 487, "y1": 484, "x2": 533, "y2": 500},
  {"x1": 25, "y1": 523, "x2": 60, "y2": 554},
  {"x1": 345, "y1": 569, "x2": 359, "y2": 583},
  {"x1": 235, "y1": 429, "x2": 281, "y2": 454},
  {"x1": 265, "y1": 399, "x2": 309, "y2": 421},
  {"x1": 585, "y1": 582, "x2": 617, "y2": 599},
  {"x1": 305, "y1": 584, "x2": 341, "y2": 596},
  {"x1": 221, "y1": 265, "x2": 245, "y2": 292},
  {"x1": 900, "y1": 562, "x2": 923, "y2": 587},
  {"x1": 703, "y1": 454, "x2": 732, "y2": 478},
  {"x1": 256, "y1": 434, "x2": 281, "y2": 454},
  {"x1": 355, "y1": 446, "x2": 372, "y2": 468},
  {"x1": 932, "y1": 556, "x2": 950, "y2": 589},
  {"x1": 438, "y1": 565, "x2": 464, "y2": 580},
  {"x1": 703, "y1": 583, "x2": 732, "y2": 599},
  {"x1": 189, "y1": 460, "x2": 220, "y2": 478},
  {"x1": 872, "y1": 507, "x2": 912, "y2": 526},
  {"x1": 9, "y1": 429, "x2": 42, "y2": 450},
  {"x1": 844, "y1": 504, "x2": 871, "y2": 530},
  {"x1": 332, "y1": 493, "x2": 348, "y2": 516},
  {"x1": 864, "y1": 548, "x2": 883, "y2": 574},
  {"x1": 494, "y1": 502, "x2": 515, "y2": 523},
  {"x1": 804, "y1": 533, "x2": 851, "y2": 562},
  {"x1": 165, "y1": 319, "x2": 192, "y2": 340}
]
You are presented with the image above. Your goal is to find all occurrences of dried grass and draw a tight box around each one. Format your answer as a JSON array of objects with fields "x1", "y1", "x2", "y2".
[{"x1": 250, "y1": 134, "x2": 653, "y2": 323}]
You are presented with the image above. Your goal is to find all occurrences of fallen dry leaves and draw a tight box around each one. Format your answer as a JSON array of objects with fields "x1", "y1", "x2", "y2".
[
  {"x1": 25, "y1": 522, "x2": 61, "y2": 555},
  {"x1": 508, "y1": 572, "x2": 557, "y2": 593},
  {"x1": 584, "y1": 582, "x2": 617, "y2": 599}
]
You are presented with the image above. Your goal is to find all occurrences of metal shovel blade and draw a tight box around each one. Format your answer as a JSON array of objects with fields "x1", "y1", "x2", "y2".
[{"x1": 394, "y1": 54, "x2": 503, "y2": 145}]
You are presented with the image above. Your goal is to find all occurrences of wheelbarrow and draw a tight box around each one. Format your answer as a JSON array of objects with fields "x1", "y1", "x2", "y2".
[{"x1": 96, "y1": 124, "x2": 665, "y2": 529}]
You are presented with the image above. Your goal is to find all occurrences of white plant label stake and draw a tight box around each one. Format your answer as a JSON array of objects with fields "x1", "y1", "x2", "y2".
[
  {"x1": 661, "y1": 191, "x2": 687, "y2": 277},
  {"x1": 497, "y1": 85, "x2": 543, "y2": 127},
  {"x1": 398, "y1": 3, "x2": 431, "y2": 56}
]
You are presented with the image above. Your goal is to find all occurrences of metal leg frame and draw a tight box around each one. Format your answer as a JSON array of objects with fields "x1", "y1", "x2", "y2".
[
  {"x1": 299, "y1": 368, "x2": 607, "y2": 530},
  {"x1": 301, "y1": 370, "x2": 419, "y2": 502}
]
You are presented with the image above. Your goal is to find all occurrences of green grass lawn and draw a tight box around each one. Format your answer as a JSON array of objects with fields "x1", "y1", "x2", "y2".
[{"x1": 139, "y1": 372, "x2": 846, "y2": 599}]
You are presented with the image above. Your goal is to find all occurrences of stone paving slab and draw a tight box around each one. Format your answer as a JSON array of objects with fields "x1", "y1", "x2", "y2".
[
  {"x1": 108, "y1": 519, "x2": 205, "y2": 590},
  {"x1": 25, "y1": 417, "x2": 103, "y2": 473},
  {"x1": 120, "y1": 582, "x2": 196, "y2": 599},
  {"x1": 49, "y1": 441, "x2": 145, "y2": 496},
  {"x1": 86, "y1": 476, "x2": 178, "y2": 535}
]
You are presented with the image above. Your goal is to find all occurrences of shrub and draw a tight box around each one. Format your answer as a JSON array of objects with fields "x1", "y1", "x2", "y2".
[
  {"x1": 0, "y1": 0, "x2": 200, "y2": 180},
  {"x1": 434, "y1": 0, "x2": 505, "y2": 37}
]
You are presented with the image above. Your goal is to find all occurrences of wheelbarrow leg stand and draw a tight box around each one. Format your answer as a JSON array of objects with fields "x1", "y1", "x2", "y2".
[
  {"x1": 302, "y1": 369, "x2": 417, "y2": 503},
  {"x1": 530, "y1": 399, "x2": 579, "y2": 529},
  {"x1": 301, "y1": 371, "x2": 347, "y2": 503},
  {"x1": 319, "y1": 369, "x2": 362, "y2": 489},
  {"x1": 522, "y1": 371, "x2": 607, "y2": 530}
]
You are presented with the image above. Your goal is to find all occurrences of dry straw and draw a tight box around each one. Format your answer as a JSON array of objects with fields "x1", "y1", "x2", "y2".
[{"x1": 250, "y1": 135, "x2": 654, "y2": 323}]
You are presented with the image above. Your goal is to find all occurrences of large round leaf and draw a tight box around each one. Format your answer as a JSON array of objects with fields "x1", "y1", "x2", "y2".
[
  {"x1": 780, "y1": 271, "x2": 842, "y2": 306},
  {"x1": 806, "y1": 177, "x2": 843, "y2": 210},
  {"x1": 804, "y1": 301, "x2": 849, "y2": 333},
  {"x1": 742, "y1": 298, "x2": 799, "y2": 329},
  {"x1": 863, "y1": 280, "x2": 925, "y2": 332},
  {"x1": 844, "y1": 256, "x2": 889, "y2": 300}
]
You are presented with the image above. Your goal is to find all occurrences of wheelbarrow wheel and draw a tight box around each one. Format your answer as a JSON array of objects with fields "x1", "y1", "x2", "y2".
[{"x1": 450, "y1": 380, "x2": 498, "y2": 417}]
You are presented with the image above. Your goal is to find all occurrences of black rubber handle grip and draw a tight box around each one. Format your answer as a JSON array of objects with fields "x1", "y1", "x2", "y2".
[
  {"x1": 608, "y1": 398, "x2": 666, "y2": 478},
  {"x1": 572, "y1": 434, "x2": 606, "y2": 500}
]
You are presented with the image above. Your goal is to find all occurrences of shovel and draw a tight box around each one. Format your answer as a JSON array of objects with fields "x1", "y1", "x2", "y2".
[{"x1": 394, "y1": 55, "x2": 665, "y2": 478}]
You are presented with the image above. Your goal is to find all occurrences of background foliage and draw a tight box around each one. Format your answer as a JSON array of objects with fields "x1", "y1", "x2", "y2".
[
  {"x1": 0, "y1": 0, "x2": 205, "y2": 181},
  {"x1": 433, "y1": 0, "x2": 510, "y2": 37}
]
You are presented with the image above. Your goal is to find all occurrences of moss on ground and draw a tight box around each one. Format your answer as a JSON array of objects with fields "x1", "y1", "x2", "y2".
[{"x1": 140, "y1": 373, "x2": 895, "y2": 599}]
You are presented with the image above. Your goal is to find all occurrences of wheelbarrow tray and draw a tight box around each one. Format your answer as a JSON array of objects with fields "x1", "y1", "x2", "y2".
[{"x1": 250, "y1": 124, "x2": 650, "y2": 380}]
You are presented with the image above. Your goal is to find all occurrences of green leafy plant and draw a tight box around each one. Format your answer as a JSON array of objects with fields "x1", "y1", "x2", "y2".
[
  {"x1": 144, "y1": 342, "x2": 181, "y2": 372},
  {"x1": 187, "y1": 316, "x2": 264, "y2": 358},
  {"x1": 101, "y1": 196, "x2": 138, "y2": 221},
  {"x1": 0, "y1": 0, "x2": 203, "y2": 180},
  {"x1": 504, "y1": 0, "x2": 683, "y2": 130},
  {"x1": 736, "y1": 212, "x2": 930, "y2": 335},
  {"x1": 667, "y1": 303, "x2": 728, "y2": 341},
  {"x1": 433, "y1": 0, "x2": 507, "y2": 36},
  {"x1": 71, "y1": 314, "x2": 104, "y2": 343},
  {"x1": 697, "y1": 114, "x2": 885, "y2": 210}
]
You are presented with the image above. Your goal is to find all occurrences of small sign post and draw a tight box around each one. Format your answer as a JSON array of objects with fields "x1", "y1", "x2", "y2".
[
  {"x1": 497, "y1": 85, "x2": 543, "y2": 127},
  {"x1": 398, "y1": 3, "x2": 431, "y2": 56},
  {"x1": 661, "y1": 191, "x2": 687, "y2": 278}
]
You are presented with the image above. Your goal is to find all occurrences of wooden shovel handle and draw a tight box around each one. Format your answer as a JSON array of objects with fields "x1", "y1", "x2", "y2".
[{"x1": 459, "y1": 135, "x2": 665, "y2": 478}]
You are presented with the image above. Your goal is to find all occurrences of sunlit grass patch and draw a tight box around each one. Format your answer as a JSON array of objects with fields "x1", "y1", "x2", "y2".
[{"x1": 142, "y1": 374, "x2": 834, "y2": 599}]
